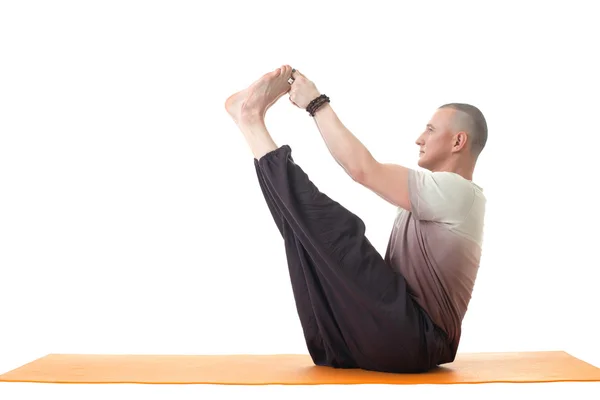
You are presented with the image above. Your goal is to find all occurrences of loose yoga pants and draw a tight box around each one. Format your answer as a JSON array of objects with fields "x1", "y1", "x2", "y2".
[{"x1": 254, "y1": 145, "x2": 453, "y2": 373}]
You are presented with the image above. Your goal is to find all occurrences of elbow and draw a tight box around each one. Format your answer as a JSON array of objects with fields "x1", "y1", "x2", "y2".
[
  {"x1": 349, "y1": 156, "x2": 376, "y2": 184},
  {"x1": 349, "y1": 165, "x2": 368, "y2": 184}
]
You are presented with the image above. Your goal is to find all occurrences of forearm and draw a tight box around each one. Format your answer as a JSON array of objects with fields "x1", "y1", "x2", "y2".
[{"x1": 312, "y1": 103, "x2": 374, "y2": 179}]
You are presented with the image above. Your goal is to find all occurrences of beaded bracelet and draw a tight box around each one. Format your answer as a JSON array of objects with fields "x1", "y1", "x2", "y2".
[
  {"x1": 306, "y1": 94, "x2": 330, "y2": 117},
  {"x1": 307, "y1": 95, "x2": 329, "y2": 116},
  {"x1": 306, "y1": 95, "x2": 322, "y2": 110}
]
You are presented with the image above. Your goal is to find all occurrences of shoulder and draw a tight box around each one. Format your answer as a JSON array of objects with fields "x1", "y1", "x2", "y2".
[
  {"x1": 407, "y1": 170, "x2": 481, "y2": 223},
  {"x1": 410, "y1": 170, "x2": 475, "y2": 196}
]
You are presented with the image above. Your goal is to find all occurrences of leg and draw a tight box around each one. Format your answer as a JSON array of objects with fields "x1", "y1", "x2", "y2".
[{"x1": 225, "y1": 65, "x2": 352, "y2": 366}]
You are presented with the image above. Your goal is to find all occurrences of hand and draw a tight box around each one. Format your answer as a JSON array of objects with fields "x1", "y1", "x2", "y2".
[{"x1": 289, "y1": 69, "x2": 321, "y2": 109}]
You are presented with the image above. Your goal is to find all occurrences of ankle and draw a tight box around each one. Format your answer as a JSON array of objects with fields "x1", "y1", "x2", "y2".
[{"x1": 239, "y1": 109, "x2": 265, "y2": 125}]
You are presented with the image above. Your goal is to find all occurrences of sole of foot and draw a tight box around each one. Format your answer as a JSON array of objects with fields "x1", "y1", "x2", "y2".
[{"x1": 225, "y1": 65, "x2": 293, "y2": 125}]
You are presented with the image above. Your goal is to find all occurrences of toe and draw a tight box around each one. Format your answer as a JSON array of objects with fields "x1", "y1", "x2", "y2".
[{"x1": 280, "y1": 65, "x2": 290, "y2": 80}]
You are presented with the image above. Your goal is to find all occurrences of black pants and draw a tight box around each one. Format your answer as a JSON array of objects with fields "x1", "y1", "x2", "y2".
[{"x1": 254, "y1": 145, "x2": 453, "y2": 373}]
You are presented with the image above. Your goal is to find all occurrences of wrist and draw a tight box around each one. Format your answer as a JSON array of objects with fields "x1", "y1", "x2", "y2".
[
  {"x1": 312, "y1": 101, "x2": 331, "y2": 117},
  {"x1": 306, "y1": 94, "x2": 330, "y2": 117},
  {"x1": 304, "y1": 92, "x2": 321, "y2": 109}
]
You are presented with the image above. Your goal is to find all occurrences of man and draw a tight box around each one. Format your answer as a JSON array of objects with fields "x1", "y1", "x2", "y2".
[{"x1": 224, "y1": 65, "x2": 487, "y2": 373}]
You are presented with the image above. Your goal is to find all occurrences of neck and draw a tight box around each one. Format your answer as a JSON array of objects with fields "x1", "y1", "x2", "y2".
[{"x1": 432, "y1": 157, "x2": 475, "y2": 181}]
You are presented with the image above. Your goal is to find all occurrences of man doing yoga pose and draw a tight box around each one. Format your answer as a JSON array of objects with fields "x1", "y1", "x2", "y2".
[{"x1": 225, "y1": 65, "x2": 487, "y2": 373}]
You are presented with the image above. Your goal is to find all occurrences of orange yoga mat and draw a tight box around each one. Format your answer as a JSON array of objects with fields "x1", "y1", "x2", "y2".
[{"x1": 1, "y1": 351, "x2": 600, "y2": 385}]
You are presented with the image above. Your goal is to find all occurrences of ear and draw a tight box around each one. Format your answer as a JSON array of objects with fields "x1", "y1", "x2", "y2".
[{"x1": 451, "y1": 131, "x2": 468, "y2": 153}]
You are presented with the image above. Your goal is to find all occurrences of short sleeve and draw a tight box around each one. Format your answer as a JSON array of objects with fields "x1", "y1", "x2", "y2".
[{"x1": 407, "y1": 169, "x2": 475, "y2": 224}]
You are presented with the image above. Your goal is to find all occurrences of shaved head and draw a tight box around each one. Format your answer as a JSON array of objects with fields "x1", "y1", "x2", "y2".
[{"x1": 439, "y1": 103, "x2": 488, "y2": 158}]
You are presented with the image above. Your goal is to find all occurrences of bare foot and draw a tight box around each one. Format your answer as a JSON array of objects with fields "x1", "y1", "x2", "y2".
[{"x1": 225, "y1": 65, "x2": 293, "y2": 124}]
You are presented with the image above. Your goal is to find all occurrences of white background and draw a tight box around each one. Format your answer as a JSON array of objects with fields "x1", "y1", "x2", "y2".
[{"x1": 1, "y1": 0, "x2": 598, "y2": 398}]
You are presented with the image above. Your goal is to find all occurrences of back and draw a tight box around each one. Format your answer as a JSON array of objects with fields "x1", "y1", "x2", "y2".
[{"x1": 384, "y1": 169, "x2": 486, "y2": 352}]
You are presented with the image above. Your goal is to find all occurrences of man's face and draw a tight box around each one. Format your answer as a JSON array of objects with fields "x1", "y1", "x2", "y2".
[{"x1": 415, "y1": 108, "x2": 456, "y2": 171}]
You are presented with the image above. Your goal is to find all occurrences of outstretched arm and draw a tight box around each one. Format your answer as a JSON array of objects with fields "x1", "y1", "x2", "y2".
[
  {"x1": 312, "y1": 102, "x2": 412, "y2": 211},
  {"x1": 288, "y1": 69, "x2": 413, "y2": 211}
]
